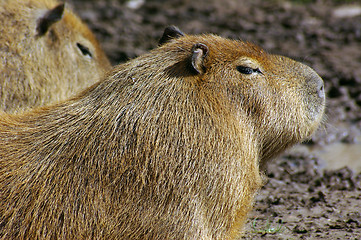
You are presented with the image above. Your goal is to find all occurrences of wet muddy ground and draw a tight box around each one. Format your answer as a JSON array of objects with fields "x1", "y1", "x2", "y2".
[{"x1": 67, "y1": 0, "x2": 361, "y2": 238}]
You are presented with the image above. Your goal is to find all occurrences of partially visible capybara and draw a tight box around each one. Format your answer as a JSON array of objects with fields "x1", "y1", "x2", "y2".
[
  {"x1": 0, "y1": 0, "x2": 111, "y2": 113},
  {"x1": 0, "y1": 26, "x2": 325, "y2": 239}
]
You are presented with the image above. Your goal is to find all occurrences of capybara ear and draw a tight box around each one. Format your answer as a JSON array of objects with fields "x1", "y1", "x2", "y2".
[
  {"x1": 158, "y1": 25, "x2": 184, "y2": 45},
  {"x1": 191, "y1": 43, "x2": 208, "y2": 74},
  {"x1": 36, "y1": 3, "x2": 65, "y2": 36}
]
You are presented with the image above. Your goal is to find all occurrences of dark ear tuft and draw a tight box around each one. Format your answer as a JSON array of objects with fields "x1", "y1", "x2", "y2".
[
  {"x1": 191, "y1": 43, "x2": 209, "y2": 74},
  {"x1": 158, "y1": 26, "x2": 184, "y2": 46},
  {"x1": 36, "y1": 3, "x2": 65, "y2": 37}
]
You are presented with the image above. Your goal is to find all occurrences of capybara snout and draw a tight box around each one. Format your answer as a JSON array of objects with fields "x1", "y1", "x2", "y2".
[{"x1": 301, "y1": 65, "x2": 325, "y2": 120}]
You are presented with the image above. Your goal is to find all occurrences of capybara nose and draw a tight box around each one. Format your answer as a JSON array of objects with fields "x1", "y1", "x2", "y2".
[
  {"x1": 307, "y1": 72, "x2": 325, "y2": 99},
  {"x1": 303, "y1": 70, "x2": 325, "y2": 121},
  {"x1": 318, "y1": 83, "x2": 325, "y2": 99},
  {"x1": 316, "y1": 77, "x2": 325, "y2": 99}
]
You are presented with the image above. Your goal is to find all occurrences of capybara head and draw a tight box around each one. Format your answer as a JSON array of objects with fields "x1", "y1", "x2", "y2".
[
  {"x1": 0, "y1": 26, "x2": 325, "y2": 239},
  {"x1": 0, "y1": 0, "x2": 111, "y2": 113},
  {"x1": 159, "y1": 26, "x2": 325, "y2": 166}
]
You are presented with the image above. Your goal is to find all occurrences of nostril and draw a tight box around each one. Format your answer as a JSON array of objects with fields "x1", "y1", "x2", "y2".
[
  {"x1": 307, "y1": 72, "x2": 325, "y2": 99},
  {"x1": 317, "y1": 82, "x2": 325, "y2": 99}
]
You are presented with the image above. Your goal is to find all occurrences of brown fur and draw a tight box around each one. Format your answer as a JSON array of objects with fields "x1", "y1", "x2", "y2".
[
  {"x1": 0, "y1": 28, "x2": 325, "y2": 239},
  {"x1": 0, "y1": 0, "x2": 111, "y2": 113}
]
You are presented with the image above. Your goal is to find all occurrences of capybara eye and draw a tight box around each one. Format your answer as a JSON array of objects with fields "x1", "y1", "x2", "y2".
[
  {"x1": 237, "y1": 66, "x2": 254, "y2": 74},
  {"x1": 76, "y1": 43, "x2": 93, "y2": 58},
  {"x1": 237, "y1": 66, "x2": 262, "y2": 75}
]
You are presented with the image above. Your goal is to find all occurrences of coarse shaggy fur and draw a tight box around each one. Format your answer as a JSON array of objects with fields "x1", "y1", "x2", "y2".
[
  {"x1": 0, "y1": 29, "x2": 325, "y2": 239},
  {"x1": 0, "y1": 0, "x2": 110, "y2": 113}
]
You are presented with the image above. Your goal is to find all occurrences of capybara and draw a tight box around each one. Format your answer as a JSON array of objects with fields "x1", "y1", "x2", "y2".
[
  {"x1": 0, "y1": 26, "x2": 325, "y2": 239},
  {"x1": 0, "y1": 0, "x2": 111, "y2": 113}
]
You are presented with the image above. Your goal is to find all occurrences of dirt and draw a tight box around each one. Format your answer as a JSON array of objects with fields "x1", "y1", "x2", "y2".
[{"x1": 67, "y1": 0, "x2": 361, "y2": 238}]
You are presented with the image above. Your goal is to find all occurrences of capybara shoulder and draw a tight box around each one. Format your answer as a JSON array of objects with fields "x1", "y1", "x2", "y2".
[
  {"x1": 0, "y1": 0, "x2": 111, "y2": 113},
  {"x1": 0, "y1": 26, "x2": 325, "y2": 239}
]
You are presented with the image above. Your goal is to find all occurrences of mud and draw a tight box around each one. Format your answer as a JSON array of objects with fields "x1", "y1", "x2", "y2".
[{"x1": 66, "y1": 0, "x2": 361, "y2": 238}]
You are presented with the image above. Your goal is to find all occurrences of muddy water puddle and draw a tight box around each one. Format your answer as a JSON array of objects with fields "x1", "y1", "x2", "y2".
[
  {"x1": 315, "y1": 142, "x2": 361, "y2": 172},
  {"x1": 292, "y1": 137, "x2": 361, "y2": 173}
]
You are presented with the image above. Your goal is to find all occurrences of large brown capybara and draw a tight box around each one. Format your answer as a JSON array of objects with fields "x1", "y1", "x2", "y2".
[
  {"x1": 0, "y1": 26, "x2": 325, "y2": 239},
  {"x1": 0, "y1": 0, "x2": 111, "y2": 113}
]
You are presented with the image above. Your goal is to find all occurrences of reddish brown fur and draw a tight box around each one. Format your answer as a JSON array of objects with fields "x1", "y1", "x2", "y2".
[
  {"x1": 0, "y1": 0, "x2": 111, "y2": 113},
  {"x1": 0, "y1": 31, "x2": 325, "y2": 239}
]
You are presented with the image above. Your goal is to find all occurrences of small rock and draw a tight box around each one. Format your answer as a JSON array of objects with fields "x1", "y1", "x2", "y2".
[{"x1": 333, "y1": 5, "x2": 361, "y2": 18}]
